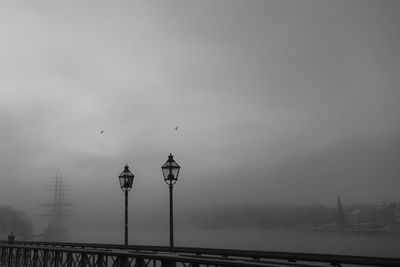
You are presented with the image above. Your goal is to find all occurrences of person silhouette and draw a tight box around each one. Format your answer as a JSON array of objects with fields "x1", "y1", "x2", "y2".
[{"x1": 8, "y1": 232, "x2": 15, "y2": 242}]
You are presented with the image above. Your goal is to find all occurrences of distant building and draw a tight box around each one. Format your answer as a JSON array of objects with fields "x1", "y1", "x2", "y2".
[
  {"x1": 393, "y1": 209, "x2": 400, "y2": 223},
  {"x1": 348, "y1": 208, "x2": 372, "y2": 225},
  {"x1": 348, "y1": 204, "x2": 398, "y2": 226}
]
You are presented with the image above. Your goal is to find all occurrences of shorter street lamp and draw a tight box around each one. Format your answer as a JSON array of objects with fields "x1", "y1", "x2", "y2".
[
  {"x1": 118, "y1": 164, "x2": 135, "y2": 248},
  {"x1": 161, "y1": 153, "x2": 181, "y2": 249}
]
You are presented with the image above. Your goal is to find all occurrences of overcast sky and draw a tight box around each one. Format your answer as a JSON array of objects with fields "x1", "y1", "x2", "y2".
[{"x1": 1, "y1": 0, "x2": 400, "y2": 233}]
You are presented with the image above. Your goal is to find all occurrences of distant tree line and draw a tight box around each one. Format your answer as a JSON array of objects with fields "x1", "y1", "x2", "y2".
[
  {"x1": 0, "y1": 205, "x2": 33, "y2": 236},
  {"x1": 183, "y1": 203, "x2": 336, "y2": 229}
]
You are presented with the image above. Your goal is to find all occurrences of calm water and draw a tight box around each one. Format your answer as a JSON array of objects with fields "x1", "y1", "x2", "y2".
[{"x1": 68, "y1": 228, "x2": 400, "y2": 258}]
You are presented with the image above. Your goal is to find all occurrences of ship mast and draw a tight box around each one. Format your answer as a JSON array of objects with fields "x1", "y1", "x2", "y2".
[{"x1": 38, "y1": 169, "x2": 74, "y2": 240}]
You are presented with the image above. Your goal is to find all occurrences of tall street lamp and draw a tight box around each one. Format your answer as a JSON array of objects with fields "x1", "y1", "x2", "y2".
[
  {"x1": 161, "y1": 153, "x2": 181, "y2": 249},
  {"x1": 118, "y1": 164, "x2": 134, "y2": 248}
]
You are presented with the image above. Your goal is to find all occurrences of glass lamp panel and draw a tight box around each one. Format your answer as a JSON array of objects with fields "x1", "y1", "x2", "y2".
[
  {"x1": 162, "y1": 166, "x2": 170, "y2": 180},
  {"x1": 170, "y1": 166, "x2": 179, "y2": 181},
  {"x1": 119, "y1": 176, "x2": 125, "y2": 188},
  {"x1": 125, "y1": 176, "x2": 134, "y2": 188},
  {"x1": 118, "y1": 165, "x2": 134, "y2": 190}
]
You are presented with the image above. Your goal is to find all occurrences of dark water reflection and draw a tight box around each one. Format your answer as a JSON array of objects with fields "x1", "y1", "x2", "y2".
[
  {"x1": 178, "y1": 229, "x2": 400, "y2": 258},
  {"x1": 69, "y1": 228, "x2": 400, "y2": 258}
]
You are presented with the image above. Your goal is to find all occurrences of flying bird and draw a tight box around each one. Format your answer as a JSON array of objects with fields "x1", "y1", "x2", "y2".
[
  {"x1": 175, "y1": 125, "x2": 178, "y2": 131},
  {"x1": 100, "y1": 130, "x2": 104, "y2": 134}
]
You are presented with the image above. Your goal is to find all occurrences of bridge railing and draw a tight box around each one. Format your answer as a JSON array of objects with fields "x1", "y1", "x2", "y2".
[{"x1": 1, "y1": 240, "x2": 400, "y2": 267}]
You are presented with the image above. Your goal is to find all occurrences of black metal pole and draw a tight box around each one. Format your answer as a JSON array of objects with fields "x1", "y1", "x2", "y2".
[
  {"x1": 125, "y1": 190, "x2": 128, "y2": 248},
  {"x1": 169, "y1": 184, "x2": 174, "y2": 248}
]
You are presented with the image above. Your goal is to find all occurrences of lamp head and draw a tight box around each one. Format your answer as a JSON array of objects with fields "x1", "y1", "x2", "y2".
[
  {"x1": 118, "y1": 164, "x2": 134, "y2": 192},
  {"x1": 161, "y1": 153, "x2": 180, "y2": 185}
]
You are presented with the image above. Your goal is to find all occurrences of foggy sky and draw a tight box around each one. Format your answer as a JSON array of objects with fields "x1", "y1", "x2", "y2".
[{"x1": 1, "y1": 0, "x2": 400, "y2": 235}]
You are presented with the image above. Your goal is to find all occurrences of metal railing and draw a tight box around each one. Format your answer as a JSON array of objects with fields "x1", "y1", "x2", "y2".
[{"x1": 1, "y1": 240, "x2": 399, "y2": 267}]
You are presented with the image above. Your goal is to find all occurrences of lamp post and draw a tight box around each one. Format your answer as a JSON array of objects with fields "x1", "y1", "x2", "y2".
[
  {"x1": 161, "y1": 153, "x2": 181, "y2": 249},
  {"x1": 118, "y1": 164, "x2": 134, "y2": 248}
]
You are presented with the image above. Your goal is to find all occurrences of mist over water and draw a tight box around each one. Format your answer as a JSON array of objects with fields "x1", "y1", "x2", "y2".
[{"x1": 1, "y1": 0, "x2": 400, "y2": 260}]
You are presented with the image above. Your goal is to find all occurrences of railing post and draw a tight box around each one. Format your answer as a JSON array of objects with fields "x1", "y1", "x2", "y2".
[
  {"x1": 66, "y1": 252, "x2": 73, "y2": 267},
  {"x1": 80, "y1": 253, "x2": 87, "y2": 267},
  {"x1": 8, "y1": 247, "x2": 13, "y2": 267},
  {"x1": 118, "y1": 255, "x2": 129, "y2": 267},
  {"x1": 54, "y1": 251, "x2": 60, "y2": 267},
  {"x1": 134, "y1": 257, "x2": 146, "y2": 267},
  {"x1": 32, "y1": 249, "x2": 38, "y2": 267},
  {"x1": 15, "y1": 247, "x2": 21, "y2": 267},
  {"x1": 23, "y1": 249, "x2": 30, "y2": 266},
  {"x1": 161, "y1": 260, "x2": 176, "y2": 267},
  {"x1": 43, "y1": 250, "x2": 48, "y2": 267}
]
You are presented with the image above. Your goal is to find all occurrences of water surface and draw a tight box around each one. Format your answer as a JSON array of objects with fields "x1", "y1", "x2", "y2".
[{"x1": 69, "y1": 228, "x2": 400, "y2": 258}]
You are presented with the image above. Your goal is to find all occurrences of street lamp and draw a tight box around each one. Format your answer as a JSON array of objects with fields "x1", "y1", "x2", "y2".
[
  {"x1": 118, "y1": 164, "x2": 134, "y2": 247},
  {"x1": 161, "y1": 153, "x2": 181, "y2": 248}
]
